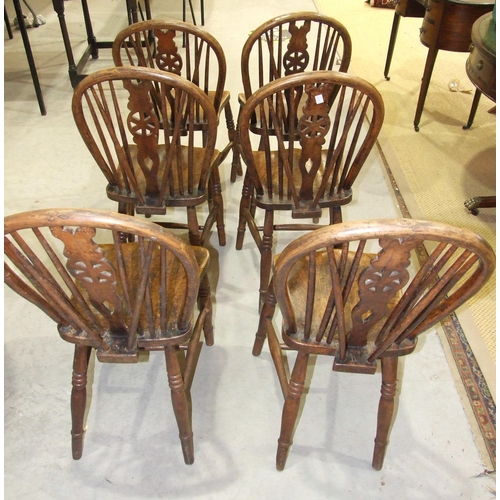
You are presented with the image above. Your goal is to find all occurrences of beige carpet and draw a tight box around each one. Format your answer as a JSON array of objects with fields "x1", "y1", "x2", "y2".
[{"x1": 314, "y1": 0, "x2": 496, "y2": 374}]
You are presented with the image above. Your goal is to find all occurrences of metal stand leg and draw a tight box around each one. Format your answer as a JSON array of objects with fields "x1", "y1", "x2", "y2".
[{"x1": 5, "y1": 6, "x2": 13, "y2": 39}]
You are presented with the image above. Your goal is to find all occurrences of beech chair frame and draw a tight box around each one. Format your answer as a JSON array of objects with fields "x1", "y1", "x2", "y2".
[
  {"x1": 253, "y1": 218, "x2": 495, "y2": 470},
  {"x1": 4, "y1": 208, "x2": 215, "y2": 464}
]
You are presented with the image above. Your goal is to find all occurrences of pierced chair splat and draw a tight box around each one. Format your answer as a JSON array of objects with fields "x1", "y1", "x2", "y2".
[
  {"x1": 236, "y1": 70, "x2": 385, "y2": 305},
  {"x1": 253, "y1": 218, "x2": 495, "y2": 471},
  {"x1": 4, "y1": 208, "x2": 215, "y2": 464},
  {"x1": 72, "y1": 66, "x2": 226, "y2": 247}
]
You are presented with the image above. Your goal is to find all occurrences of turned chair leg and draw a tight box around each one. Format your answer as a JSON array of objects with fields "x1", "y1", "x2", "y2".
[
  {"x1": 223, "y1": 101, "x2": 242, "y2": 184},
  {"x1": 164, "y1": 345, "x2": 195, "y2": 465},
  {"x1": 117, "y1": 202, "x2": 135, "y2": 242},
  {"x1": 259, "y1": 210, "x2": 274, "y2": 307},
  {"x1": 210, "y1": 166, "x2": 226, "y2": 246},
  {"x1": 372, "y1": 356, "x2": 398, "y2": 470},
  {"x1": 276, "y1": 351, "x2": 309, "y2": 470},
  {"x1": 198, "y1": 273, "x2": 214, "y2": 346},
  {"x1": 235, "y1": 171, "x2": 254, "y2": 250},
  {"x1": 186, "y1": 206, "x2": 202, "y2": 247},
  {"x1": 71, "y1": 344, "x2": 92, "y2": 460},
  {"x1": 252, "y1": 278, "x2": 277, "y2": 357}
]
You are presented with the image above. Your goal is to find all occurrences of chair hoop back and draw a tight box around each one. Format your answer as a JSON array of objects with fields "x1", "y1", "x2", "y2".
[
  {"x1": 72, "y1": 66, "x2": 218, "y2": 214},
  {"x1": 4, "y1": 208, "x2": 203, "y2": 360},
  {"x1": 272, "y1": 218, "x2": 495, "y2": 362},
  {"x1": 238, "y1": 70, "x2": 384, "y2": 218},
  {"x1": 241, "y1": 12, "x2": 352, "y2": 100},
  {"x1": 112, "y1": 19, "x2": 227, "y2": 113}
]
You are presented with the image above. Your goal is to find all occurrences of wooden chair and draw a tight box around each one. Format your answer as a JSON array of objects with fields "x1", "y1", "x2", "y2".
[
  {"x1": 236, "y1": 70, "x2": 384, "y2": 305},
  {"x1": 112, "y1": 20, "x2": 235, "y2": 181},
  {"x1": 253, "y1": 218, "x2": 495, "y2": 470},
  {"x1": 4, "y1": 208, "x2": 215, "y2": 464},
  {"x1": 231, "y1": 11, "x2": 352, "y2": 182},
  {"x1": 72, "y1": 66, "x2": 227, "y2": 247}
]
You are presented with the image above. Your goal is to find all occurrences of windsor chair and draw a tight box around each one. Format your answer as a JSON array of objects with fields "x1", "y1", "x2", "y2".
[
  {"x1": 253, "y1": 218, "x2": 495, "y2": 470},
  {"x1": 236, "y1": 70, "x2": 384, "y2": 305},
  {"x1": 72, "y1": 66, "x2": 227, "y2": 247},
  {"x1": 4, "y1": 208, "x2": 215, "y2": 464},
  {"x1": 231, "y1": 12, "x2": 352, "y2": 182},
  {"x1": 112, "y1": 20, "x2": 235, "y2": 175}
]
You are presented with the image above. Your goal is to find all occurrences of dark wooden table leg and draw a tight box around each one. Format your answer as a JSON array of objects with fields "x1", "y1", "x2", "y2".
[
  {"x1": 462, "y1": 88, "x2": 482, "y2": 130},
  {"x1": 384, "y1": 11, "x2": 402, "y2": 80},
  {"x1": 12, "y1": 0, "x2": 46, "y2": 115},
  {"x1": 413, "y1": 44, "x2": 439, "y2": 131},
  {"x1": 52, "y1": 0, "x2": 82, "y2": 87},
  {"x1": 144, "y1": 0, "x2": 152, "y2": 21},
  {"x1": 81, "y1": 0, "x2": 98, "y2": 59}
]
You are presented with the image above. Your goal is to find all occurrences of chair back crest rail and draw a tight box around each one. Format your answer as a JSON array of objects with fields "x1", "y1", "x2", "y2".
[
  {"x1": 4, "y1": 209, "x2": 202, "y2": 362},
  {"x1": 239, "y1": 70, "x2": 385, "y2": 219},
  {"x1": 72, "y1": 66, "x2": 218, "y2": 215},
  {"x1": 272, "y1": 219, "x2": 495, "y2": 373}
]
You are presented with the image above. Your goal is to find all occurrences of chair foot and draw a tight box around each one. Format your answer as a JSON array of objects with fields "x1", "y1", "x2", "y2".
[
  {"x1": 180, "y1": 435, "x2": 195, "y2": 465},
  {"x1": 71, "y1": 430, "x2": 85, "y2": 460},
  {"x1": 372, "y1": 447, "x2": 385, "y2": 471},
  {"x1": 276, "y1": 440, "x2": 290, "y2": 471},
  {"x1": 70, "y1": 345, "x2": 91, "y2": 460}
]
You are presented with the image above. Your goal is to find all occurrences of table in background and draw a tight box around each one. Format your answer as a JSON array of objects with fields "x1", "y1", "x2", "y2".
[
  {"x1": 384, "y1": 0, "x2": 494, "y2": 131},
  {"x1": 463, "y1": 11, "x2": 496, "y2": 215},
  {"x1": 52, "y1": 0, "x2": 204, "y2": 89},
  {"x1": 52, "y1": 0, "x2": 152, "y2": 88}
]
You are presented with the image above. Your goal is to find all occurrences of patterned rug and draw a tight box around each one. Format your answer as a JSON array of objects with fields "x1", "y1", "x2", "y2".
[
  {"x1": 369, "y1": 0, "x2": 397, "y2": 8},
  {"x1": 377, "y1": 142, "x2": 496, "y2": 469}
]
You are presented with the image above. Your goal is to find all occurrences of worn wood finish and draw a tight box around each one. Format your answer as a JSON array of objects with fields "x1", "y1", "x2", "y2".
[
  {"x1": 237, "y1": 71, "x2": 385, "y2": 305},
  {"x1": 72, "y1": 66, "x2": 226, "y2": 247},
  {"x1": 4, "y1": 208, "x2": 214, "y2": 463},
  {"x1": 112, "y1": 20, "x2": 237, "y2": 182},
  {"x1": 230, "y1": 12, "x2": 352, "y2": 182},
  {"x1": 253, "y1": 218, "x2": 495, "y2": 470}
]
